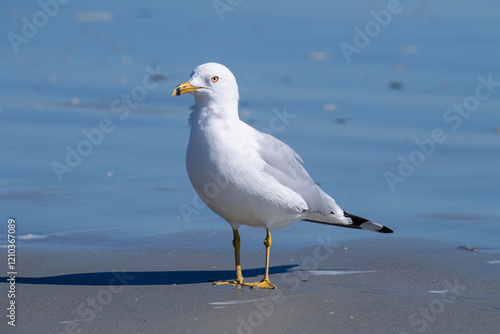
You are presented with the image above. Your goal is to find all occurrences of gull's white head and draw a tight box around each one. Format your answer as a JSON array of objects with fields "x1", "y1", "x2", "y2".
[{"x1": 171, "y1": 62, "x2": 239, "y2": 108}]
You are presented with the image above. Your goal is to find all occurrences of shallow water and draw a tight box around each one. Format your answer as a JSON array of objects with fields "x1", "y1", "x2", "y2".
[{"x1": 1, "y1": 0, "x2": 499, "y2": 251}]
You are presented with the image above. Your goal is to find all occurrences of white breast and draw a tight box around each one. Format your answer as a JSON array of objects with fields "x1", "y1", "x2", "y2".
[{"x1": 186, "y1": 116, "x2": 307, "y2": 229}]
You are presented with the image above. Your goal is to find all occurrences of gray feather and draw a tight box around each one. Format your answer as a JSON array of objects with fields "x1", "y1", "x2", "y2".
[{"x1": 257, "y1": 133, "x2": 339, "y2": 215}]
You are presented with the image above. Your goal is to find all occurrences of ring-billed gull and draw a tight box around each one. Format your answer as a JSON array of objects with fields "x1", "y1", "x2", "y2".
[{"x1": 172, "y1": 62, "x2": 393, "y2": 289}]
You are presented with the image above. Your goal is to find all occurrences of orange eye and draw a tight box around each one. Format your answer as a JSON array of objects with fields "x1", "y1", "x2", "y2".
[{"x1": 211, "y1": 76, "x2": 219, "y2": 83}]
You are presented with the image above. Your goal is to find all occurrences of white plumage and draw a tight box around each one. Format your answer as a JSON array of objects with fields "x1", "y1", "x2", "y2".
[{"x1": 172, "y1": 62, "x2": 392, "y2": 288}]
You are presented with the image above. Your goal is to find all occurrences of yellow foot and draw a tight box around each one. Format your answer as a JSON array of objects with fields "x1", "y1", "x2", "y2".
[
  {"x1": 243, "y1": 279, "x2": 276, "y2": 289},
  {"x1": 211, "y1": 279, "x2": 244, "y2": 286}
]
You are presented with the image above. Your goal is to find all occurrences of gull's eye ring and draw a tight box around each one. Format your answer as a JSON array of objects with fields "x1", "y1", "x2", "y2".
[{"x1": 211, "y1": 76, "x2": 219, "y2": 83}]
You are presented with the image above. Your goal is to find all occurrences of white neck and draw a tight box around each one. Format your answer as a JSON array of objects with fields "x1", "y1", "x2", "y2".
[{"x1": 188, "y1": 98, "x2": 239, "y2": 127}]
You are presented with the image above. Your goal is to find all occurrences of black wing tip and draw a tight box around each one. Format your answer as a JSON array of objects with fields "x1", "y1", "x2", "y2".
[
  {"x1": 344, "y1": 211, "x2": 394, "y2": 234},
  {"x1": 378, "y1": 226, "x2": 394, "y2": 234}
]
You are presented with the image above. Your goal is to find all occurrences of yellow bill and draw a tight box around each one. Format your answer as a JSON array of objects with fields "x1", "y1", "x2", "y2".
[{"x1": 171, "y1": 81, "x2": 201, "y2": 96}]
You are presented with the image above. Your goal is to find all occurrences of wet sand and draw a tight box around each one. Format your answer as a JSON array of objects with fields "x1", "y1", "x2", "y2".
[
  {"x1": 2, "y1": 1, "x2": 500, "y2": 333},
  {"x1": 2, "y1": 235, "x2": 499, "y2": 334}
]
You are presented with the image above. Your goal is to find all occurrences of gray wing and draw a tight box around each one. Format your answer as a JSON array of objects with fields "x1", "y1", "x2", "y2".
[{"x1": 257, "y1": 132, "x2": 340, "y2": 215}]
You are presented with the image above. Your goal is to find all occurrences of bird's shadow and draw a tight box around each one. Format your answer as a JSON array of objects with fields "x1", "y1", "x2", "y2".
[{"x1": 0, "y1": 265, "x2": 297, "y2": 286}]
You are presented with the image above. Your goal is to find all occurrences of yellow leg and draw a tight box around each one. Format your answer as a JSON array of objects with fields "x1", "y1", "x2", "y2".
[
  {"x1": 213, "y1": 229, "x2": 245, "y2": 286},
  {"x1": 244, "y1": 229, "x2": 276, "y2": 289}
]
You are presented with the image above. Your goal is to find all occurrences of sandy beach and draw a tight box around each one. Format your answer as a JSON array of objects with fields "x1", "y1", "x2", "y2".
[
  {"x1": 2, "y1": 234, "x2": 499, "y2": 334},
  {"x1": 2, "y1": 0, "x2": 500, "y2": 333}
]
